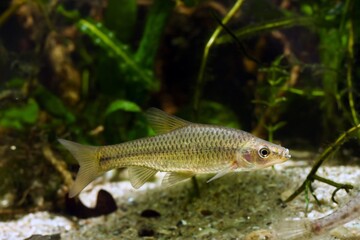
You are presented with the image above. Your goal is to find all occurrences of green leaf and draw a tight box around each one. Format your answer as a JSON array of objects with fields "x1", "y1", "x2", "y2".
[
  {"x1": 301, "y1": 4, "x2": 313, "y2": 16},
  {"x1": 5, "y1": 78, "x2": 24, "y2": 88},
  {"x1": 104, "y1": 0, "x2": 137, "y2": 42},
  {"x1": 33, "y1": 85, "x2": 75, "y2": 123},
  {"x1": 77, "y1": 18, "x2": 158, "y2": 90},
  {"x1": 105, "y1": 100, "x2": 141, "y2": 117},
  {"x1": 56, "y1": 5, "x2": 80, "y2": 20},
  {"x1": 0, "y1": 98, "x2": 39, "y2": 130},
  {"x1": 134, "y1": 0, "x2": 175, "y2": 68}
]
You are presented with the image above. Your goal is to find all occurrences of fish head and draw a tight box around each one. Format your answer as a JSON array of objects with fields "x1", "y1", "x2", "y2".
[{"x1": 237, "y1": 138, "x2": 291, "y2": 169}]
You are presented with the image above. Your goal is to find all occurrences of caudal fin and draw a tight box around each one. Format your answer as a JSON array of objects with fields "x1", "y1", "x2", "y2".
[{"x1": 58, "y1": 139, "x2": 101, "y2": 198}]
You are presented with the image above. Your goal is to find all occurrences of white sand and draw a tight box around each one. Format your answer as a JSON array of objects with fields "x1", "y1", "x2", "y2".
[{"x1": 1, "y1": 159, "x2": 360, "y2": 240}]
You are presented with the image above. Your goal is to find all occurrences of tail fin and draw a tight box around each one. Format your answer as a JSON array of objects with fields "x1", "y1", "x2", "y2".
[{"x1": 58, "y1": 139, "x2": 101, "y2": 198}]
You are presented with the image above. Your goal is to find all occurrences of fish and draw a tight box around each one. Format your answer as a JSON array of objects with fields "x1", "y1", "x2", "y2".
[
  {"x1": 273, "y1": 190, "x2": 360, "y2": 240},
  {"x1": 59, "y1": 108, "x2": 291, "y2": 198}
]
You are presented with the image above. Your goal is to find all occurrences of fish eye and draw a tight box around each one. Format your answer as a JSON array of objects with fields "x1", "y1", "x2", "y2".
[{"x1": 258, "y1": 147, "x2": 270, "y2": 158}]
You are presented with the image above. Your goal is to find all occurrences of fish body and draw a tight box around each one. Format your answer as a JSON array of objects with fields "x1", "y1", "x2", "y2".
[{"x1": 59, "y1": 108, "x2": 290, "y2": 198}]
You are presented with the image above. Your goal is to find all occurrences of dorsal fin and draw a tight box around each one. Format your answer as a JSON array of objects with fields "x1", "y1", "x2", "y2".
[{"x1": 145, "y1": 108, "x2": 190, "y2": 134}]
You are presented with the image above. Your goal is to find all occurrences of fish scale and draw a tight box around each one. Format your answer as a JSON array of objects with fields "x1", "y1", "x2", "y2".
[
  {"x1": 59, "y1": 108, "x2": 290, "y2": 198},
  {"x1": 98, "y1": 126, "x2": 238, "y2": 172}
]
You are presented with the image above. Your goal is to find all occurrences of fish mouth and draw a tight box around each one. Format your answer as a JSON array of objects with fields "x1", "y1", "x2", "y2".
[{"x1": 283, "y1": 148, "x2": 291, "y2": 159}]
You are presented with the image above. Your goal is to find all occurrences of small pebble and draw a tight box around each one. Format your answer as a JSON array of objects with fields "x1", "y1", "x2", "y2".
[
  {"x1": 200, "y1": 209, "x2": 213, "y2": 216},
  {"x1": 243, "y1": 229, "x2": 275, "y2": 240},
  {"x1": 176, "y1": 219, "x2": 187, "y2": 227},
  {"x1": 196, "y1": 227, "x2": 218, "y2": 237},
  {"x1": 138, "y1": 226, "x2": 155, "y2": 237},
  {"x1": 25, "y1": 234, "x2": 60, "y2": 240},
  {"x1": 140, "y1": 209, "x2": 161, "y2": 218},
  {"x1": 127, "y1": 197, "x2": 136, "y2": 205}
]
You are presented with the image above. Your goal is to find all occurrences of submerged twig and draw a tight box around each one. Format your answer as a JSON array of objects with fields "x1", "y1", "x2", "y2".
[
  {"x1": 0, "y1": 206, "x2": 44, "y2": 216},
  {"x1": 314, "y1": 174, "x2": 353, "y2": 205},
  {"x1": 285, "y1": 124, "x2": 360, "y2": 203},
  {"x1": 314, "y1": 175, "x2": 353, "y2": 193},
  {"x1": 42, "y1": 144, "x2": 73, "y2": 189}
]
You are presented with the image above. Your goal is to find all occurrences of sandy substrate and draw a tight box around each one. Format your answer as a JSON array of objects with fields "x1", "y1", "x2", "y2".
[{"x1": 1, "y1": 159, "x2": 360, "y2": 240}]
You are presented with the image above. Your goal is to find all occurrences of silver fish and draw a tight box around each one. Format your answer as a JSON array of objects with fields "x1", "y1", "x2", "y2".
[{"x1": 59, "y1": 108, "x2": 291, "y2": 197}]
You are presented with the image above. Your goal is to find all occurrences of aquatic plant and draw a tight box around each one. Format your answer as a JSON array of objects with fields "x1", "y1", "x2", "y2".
[
  {"x1": 0, "y1": 0, "x2": 174, "y2": 213},
  {"x1": 193, "y1": 0, "x2": 245, "y2": 119},
  {"x1": 0, "y1": 0, "x2": 358, "y2": 218}
]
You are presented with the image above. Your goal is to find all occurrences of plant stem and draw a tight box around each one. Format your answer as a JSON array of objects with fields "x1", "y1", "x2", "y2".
[
  {"x1": 193, "y1": 0, "x2": 245, "y2": 118},
  {"x1": 135, "y1": 0, "x2": 175, "y2": 69},
  {"x1": 215, "y1": 17, "x2": 313, "y2": 45},
  {"x1": 346, "y1": 1, "x2": 358, "y2": 126},
  {"x1": 191, "y1": 0, "x2": 244, "y2": 194}
]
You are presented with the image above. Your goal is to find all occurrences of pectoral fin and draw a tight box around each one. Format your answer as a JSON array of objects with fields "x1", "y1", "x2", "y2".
[
  {"x1": 206, "y1": 164, "x2": 236, "y2": 183},
  {"x1": 128, "y1": 166, "x2": 157, "y2": 189},
  {"x1": 162, "y1": 172, "x2": 195, "y2": 187}
]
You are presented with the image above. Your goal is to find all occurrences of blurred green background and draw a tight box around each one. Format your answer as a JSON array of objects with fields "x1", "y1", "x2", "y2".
[{"x1": 0, "y1": 0, "x2": 359, "y2": 215}]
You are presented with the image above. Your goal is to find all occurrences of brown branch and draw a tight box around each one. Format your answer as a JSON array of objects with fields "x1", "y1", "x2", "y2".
[
  {"x1": 0, "y1": 0, "x2": 26, "y2": 27},
  {"x1": 285, "y1": 124, "x2": 360, "y2": 202},
  {"x1": 42, "y1": 144, "x2": 73, "y2": 189}
]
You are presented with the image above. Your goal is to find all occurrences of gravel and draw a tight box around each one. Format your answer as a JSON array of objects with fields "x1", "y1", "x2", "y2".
[{"x1": 1, "y1": 159, "x2": 360, "y2": 240}]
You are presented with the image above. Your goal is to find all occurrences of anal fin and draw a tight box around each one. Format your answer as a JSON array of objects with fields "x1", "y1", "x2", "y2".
[
  {"x1": 128, "y1": 166, "x2": 157, "y2": 189},
  {"x1": 162, "y1": 172, "x2": 195, "y2": 187}
]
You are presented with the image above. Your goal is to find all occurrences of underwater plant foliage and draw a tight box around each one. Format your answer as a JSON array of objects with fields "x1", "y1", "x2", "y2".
[{"x1": 0, "y1": 0, "x2": 359, "y2": 218}]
